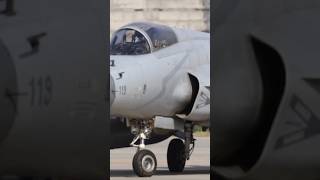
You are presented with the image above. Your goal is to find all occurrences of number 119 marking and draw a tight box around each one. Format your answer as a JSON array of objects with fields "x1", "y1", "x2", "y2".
[{"x1": 29, "y1": 76, "x2": 52, "y2": 106}]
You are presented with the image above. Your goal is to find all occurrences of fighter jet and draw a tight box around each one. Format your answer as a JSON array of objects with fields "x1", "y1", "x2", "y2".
[{"x1": 109, "y1": 22, "x2": 210, "y2": 177}]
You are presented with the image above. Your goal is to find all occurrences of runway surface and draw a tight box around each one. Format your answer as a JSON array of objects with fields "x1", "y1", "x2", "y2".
[{"x1": 110, "y1": 136, "x2": 210, "y2": 180}]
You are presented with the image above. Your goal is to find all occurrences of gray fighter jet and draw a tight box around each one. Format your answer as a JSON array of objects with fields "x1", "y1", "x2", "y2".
[{"x1": 109, "y1": 22, "x2": 210, "y2": 177}]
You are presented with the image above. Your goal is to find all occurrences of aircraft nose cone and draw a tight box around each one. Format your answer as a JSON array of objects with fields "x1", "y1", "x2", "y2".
[{"x1": 110, "y1": 75, "x2": 115, "y2": 106}]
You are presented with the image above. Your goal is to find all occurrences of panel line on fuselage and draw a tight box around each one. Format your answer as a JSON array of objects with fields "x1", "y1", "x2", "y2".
[{"x1": 132, "y1": 52, "x2": 190, "y2": 110}]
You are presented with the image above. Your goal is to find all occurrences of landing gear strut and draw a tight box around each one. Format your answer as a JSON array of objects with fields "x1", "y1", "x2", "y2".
[
  {"x1": 184, "y1": 122, "x2": 195, "y2": 161},
  {"x1": 167, "y1": 121, "x2": 195, "y2": 172},
  {"x1": 129, "y1": 119, "x2": 157, "y2": 177}
]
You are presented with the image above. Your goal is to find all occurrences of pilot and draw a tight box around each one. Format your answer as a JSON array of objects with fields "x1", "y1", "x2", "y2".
[
  {"x1": 111, "y1": 29, "x2": 150, "y2": 55},
  {"x1": 133, "y1": 32, "x2": 150, "y2": 54},
  {"x1": 125, "y1": 30, "x2": 135, "y2": 43}
]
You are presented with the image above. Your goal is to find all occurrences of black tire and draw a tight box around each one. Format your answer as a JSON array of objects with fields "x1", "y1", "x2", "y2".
[
  {"x1": 132, "y1": 149, "x2": 157, "y2": 177},
  {"x1": 167, "y1": 138, "x2": 186, "y2": 172}
]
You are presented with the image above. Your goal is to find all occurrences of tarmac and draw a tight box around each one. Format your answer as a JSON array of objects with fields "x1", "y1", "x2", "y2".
[{"x1": 110, "y1": 136, "x2": 210, "y2": 180}]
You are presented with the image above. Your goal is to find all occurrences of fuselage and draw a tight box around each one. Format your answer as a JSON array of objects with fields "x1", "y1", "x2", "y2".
[{"x1": 110, "y1": 28, "x2": 210, "y2": 120}]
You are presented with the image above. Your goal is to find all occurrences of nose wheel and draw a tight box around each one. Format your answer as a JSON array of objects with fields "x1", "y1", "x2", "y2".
[
  {"x1": 132, "y1": 149, "x2": 157, "y2": 177},
  {"x1": 129, "y1": 119, "x2": 157, "y2": 177}
]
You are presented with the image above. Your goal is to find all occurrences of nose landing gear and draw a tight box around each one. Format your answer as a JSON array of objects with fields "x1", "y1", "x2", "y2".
[{"x1": 129, "y1": 119, "x2": 157, "y2": 177}]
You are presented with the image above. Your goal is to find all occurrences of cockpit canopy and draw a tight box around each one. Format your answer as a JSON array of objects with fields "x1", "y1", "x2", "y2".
[{"x1": 110, "y1": 22, "x2": 178, "y2": 55}]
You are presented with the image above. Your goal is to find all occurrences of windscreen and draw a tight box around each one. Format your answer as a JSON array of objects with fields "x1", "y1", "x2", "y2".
[{"x1": 127, "y1": 22, "x2": 178, "y2": 51}]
